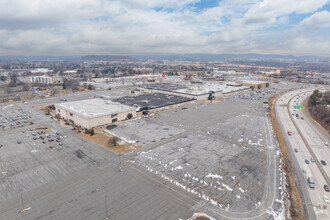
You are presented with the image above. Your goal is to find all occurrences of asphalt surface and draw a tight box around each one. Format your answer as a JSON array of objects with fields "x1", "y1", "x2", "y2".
[
  {"x1": 275, "y1": 87, "x2": 330, "y2": 220},
  {"x1": 0, "y1": 82, "x2": 301, "y2": 220}
]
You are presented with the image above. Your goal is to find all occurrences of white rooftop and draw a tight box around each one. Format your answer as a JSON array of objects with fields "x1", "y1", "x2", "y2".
[
  {"x1": 175, "y1": 83, "x2": 249, "y2": 95},
  {"x1": 240, "y1": 80, "x2": 268, "y2": 84},
  {"x1": 56, "y1": 98, "x2": 135, "y2": 119}
]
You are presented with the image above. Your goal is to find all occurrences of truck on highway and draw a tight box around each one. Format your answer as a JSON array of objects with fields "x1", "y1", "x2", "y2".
[{"x1": 303, "y1": 165, "x2": 315, "y2": 188}]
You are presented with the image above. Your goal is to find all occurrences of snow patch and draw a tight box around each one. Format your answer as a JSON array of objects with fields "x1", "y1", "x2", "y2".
[{"x1": 205, "y1": 173, "x2": 223, "y2": 179}]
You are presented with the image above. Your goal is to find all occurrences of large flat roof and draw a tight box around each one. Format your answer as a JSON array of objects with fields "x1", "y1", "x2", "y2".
[
  {"x1": 239, "y1": 80, "x2": 269, "y2": 84},
  {"x1": 55, "y1": 98, "x2": 135, "y2": 119}
]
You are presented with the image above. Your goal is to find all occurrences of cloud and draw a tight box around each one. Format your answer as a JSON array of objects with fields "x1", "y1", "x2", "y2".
[
  {"x1": 296, "y1": 10, "x2": 330, "y2": 31},
  {"x1": 243, "y1": 0, "x2": 329, "y2": 24},
  {"x1": 0, "y1": 0, "x2": 329, "y2": 56}
]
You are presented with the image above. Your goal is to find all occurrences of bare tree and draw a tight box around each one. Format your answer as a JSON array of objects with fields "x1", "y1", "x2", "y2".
[{"x1": 108, "y1": 136, "x2": 120, "y2": 146}]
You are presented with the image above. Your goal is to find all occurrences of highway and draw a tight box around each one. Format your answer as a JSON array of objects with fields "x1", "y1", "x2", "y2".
[{"x1": 275, "y1": 87, "x2": 330, "y2": 220}]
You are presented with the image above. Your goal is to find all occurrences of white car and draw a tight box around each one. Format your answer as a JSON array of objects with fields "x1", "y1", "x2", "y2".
[
  {"x1": 324, "y1": 142, "x2": 328, "y2": 146},
  {"x1": 323, "y1": 195, "x2": 330, "y2": 203}
]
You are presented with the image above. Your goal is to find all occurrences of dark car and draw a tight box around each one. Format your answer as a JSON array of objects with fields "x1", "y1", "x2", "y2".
[
  {"x1": 294, "y1": 148, "x2": 298, "y2": 152},
  {"x1": 17, "y1": 141, "x2": 21, "y2": 144},
  {"x1": 59, "y1": 143, "x2": 63, "y2": 146},
  {"x1": 33, "y1": 137, "x2": 37, "y2": 140},
  {"x1": 49, "y1": 146, "x2": 53, "y2": 149},
  {"x1": 321, "y1": 160, "x2": 327, "y2": 165},
  {"x1": 42, "y1": 141, "x2": 46, "y2": 144},
  {"x1": 305, "y1": 159, "x2": 309, "y2": 164},
  {"x1": 325, "y1": 185, "x2": 330, "y2": 192}
]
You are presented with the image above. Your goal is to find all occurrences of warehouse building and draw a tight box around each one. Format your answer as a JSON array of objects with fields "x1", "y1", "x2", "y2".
[
  {"x1": 55, "y1": 99, "x2": 136, "y2": 129},
  {"x1": 238, "y1": 80, "x2": 270, "y2": 90}
]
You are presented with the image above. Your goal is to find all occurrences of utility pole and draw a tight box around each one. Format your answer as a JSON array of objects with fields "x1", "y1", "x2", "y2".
[
  {"x1": 118, "y1": 156, "x2": 122, "y2": 172},
  {"x1": 104, "y1": 195, "x2": 109, "y2": 220},
  {"x1": 19, "y1": 194, "x2": 31, "y2": 213},
  {"x1": 1, "y1": 160, "x2": 5, "y2": 174},
  {"x1": 0, "y1": 149, "x2": 5, "y2": 174}
]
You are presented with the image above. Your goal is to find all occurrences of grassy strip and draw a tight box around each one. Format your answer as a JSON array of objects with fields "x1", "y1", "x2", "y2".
[{"x1": 268, "y1": 94, "x2": 306, "y2": 220}]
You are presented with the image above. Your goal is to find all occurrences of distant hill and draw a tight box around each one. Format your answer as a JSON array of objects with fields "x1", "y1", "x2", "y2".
[
  {"x1": 79, "y1": 55, "x2": 135, "y2": 61},
  {"x1": 0, "y1": 56, "x2": 78, "y2": 62},
  {"x1": 131, "y1": 53, "x2": 330, "y2": 62},
  {"x1": 0, "y1": 54, "x2": 328, "y2": 62}
]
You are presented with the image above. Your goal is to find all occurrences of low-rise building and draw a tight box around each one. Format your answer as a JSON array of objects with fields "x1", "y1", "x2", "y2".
[
  {"x1": 238, "y1": 80, "x2": 270, "y2": 90},
  {"x1": 55, "y1": 98, "x2": 136, "y2": 129},
  {"x1": 30, "y1": 75, "x2": 57, "y2": 84}
]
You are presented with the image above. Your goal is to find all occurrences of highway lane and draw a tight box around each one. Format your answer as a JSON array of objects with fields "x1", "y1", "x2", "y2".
[
  {"x1": 291, "y1": 93, "x2": 330, "y2": 177},
  {"x1": 276, "y1": 88, "x2": 330, "y2": 220}
]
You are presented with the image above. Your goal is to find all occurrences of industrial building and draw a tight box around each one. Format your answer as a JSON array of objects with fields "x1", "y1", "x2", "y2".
[
  {"x1": 30, "y1": 75, "x2": 58, "y2": 84},
  {"x1": 55, "y1": 99, "x2": 136, "y2": 129},
  {"x1": 238, "y1": 80, "x2": 270, "y2": 90}
]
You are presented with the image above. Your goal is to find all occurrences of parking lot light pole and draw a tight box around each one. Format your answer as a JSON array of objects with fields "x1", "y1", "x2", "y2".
[{"x1": 104, "y1": 195, "x2": 109, "y2": 220}]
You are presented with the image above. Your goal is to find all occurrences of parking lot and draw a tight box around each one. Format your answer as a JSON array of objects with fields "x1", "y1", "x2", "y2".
[
  {"x1": 0, "y1": 81, "x2": 303, "y2": 219},
  {"x1": 0, "y1": 104, "x2": 111, "y2": 202},
  {"x1": 108, "y1": 97, "x2": 274, "y2": 212},
  {"x1": 0, "y1": 104, "x2": 34, "y2": 131}
]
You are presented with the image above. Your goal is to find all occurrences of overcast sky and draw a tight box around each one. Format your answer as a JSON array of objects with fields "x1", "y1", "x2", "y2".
[{"x1": 0, "y1": 0, "x2": 329, "y2": 56}]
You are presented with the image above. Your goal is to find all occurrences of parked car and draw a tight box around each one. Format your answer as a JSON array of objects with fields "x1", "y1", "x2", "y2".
[
  {"x1": 324, "y1": 195, "x2": 330, "y2": 203},
  {"x1": 17, "y1": 141, "x2": 21, "y2": 144},
  {"x1": 305, "y1": 159, "x2": 309, "y2": 164},
  {"x1": 33, "y1": 137, "x2": 37, "y2": 140},
  {"x1": 49, "y1": 146, "x2": 53, "y2": 149},
  {"x1": 42, "y1": 141, "x2": 46, "y2": 144},
  {"x1": 310, "y1": 158, "x2": 315, "y2": 162},
  {"x1": 324, "y1": 142, "x2": 329, "y2": 146},
  {"x1": 59, "y1": 143, "x2": 63, "y2": 146},
  {"x1": 321, "y1": 160, "x2": 327, "y2": 165},
  {"x1": 294, "y1": 148, "x2": 298, "y2": 152},
  {"x1": 324, "y1": 185, "x2": 329, "y2": 192}
]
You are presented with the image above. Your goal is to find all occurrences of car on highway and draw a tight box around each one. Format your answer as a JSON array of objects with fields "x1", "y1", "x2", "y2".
[
  {"x1": 310, "y1": 158, "x2": 315, "y2": 162},
  {"x1": 324, "y1": 142, "x2": 329, "y2": 146},
  {"x1": 325, "y1": 185, "x2": 330, "y2": 192},
  {"x1": 324, "y1": 195, "x2": 330, "y2": 203},
  {"x1": 288, "y1": 130, "x2": 292, "y2": 136},
  {"x1": 305, "y1": 159, "x2": 309, "y2": 164},
  {"x1": 321, "y1": 160, "x2": 327, "y2": 165},
  {"x1": 294, "y1": 148, "x2": 298, "y2": 152}
]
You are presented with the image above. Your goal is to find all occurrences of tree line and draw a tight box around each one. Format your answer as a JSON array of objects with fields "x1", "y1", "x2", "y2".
[{"x1": 308, "y1": 89, "x2": 330, "y2": 130}]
